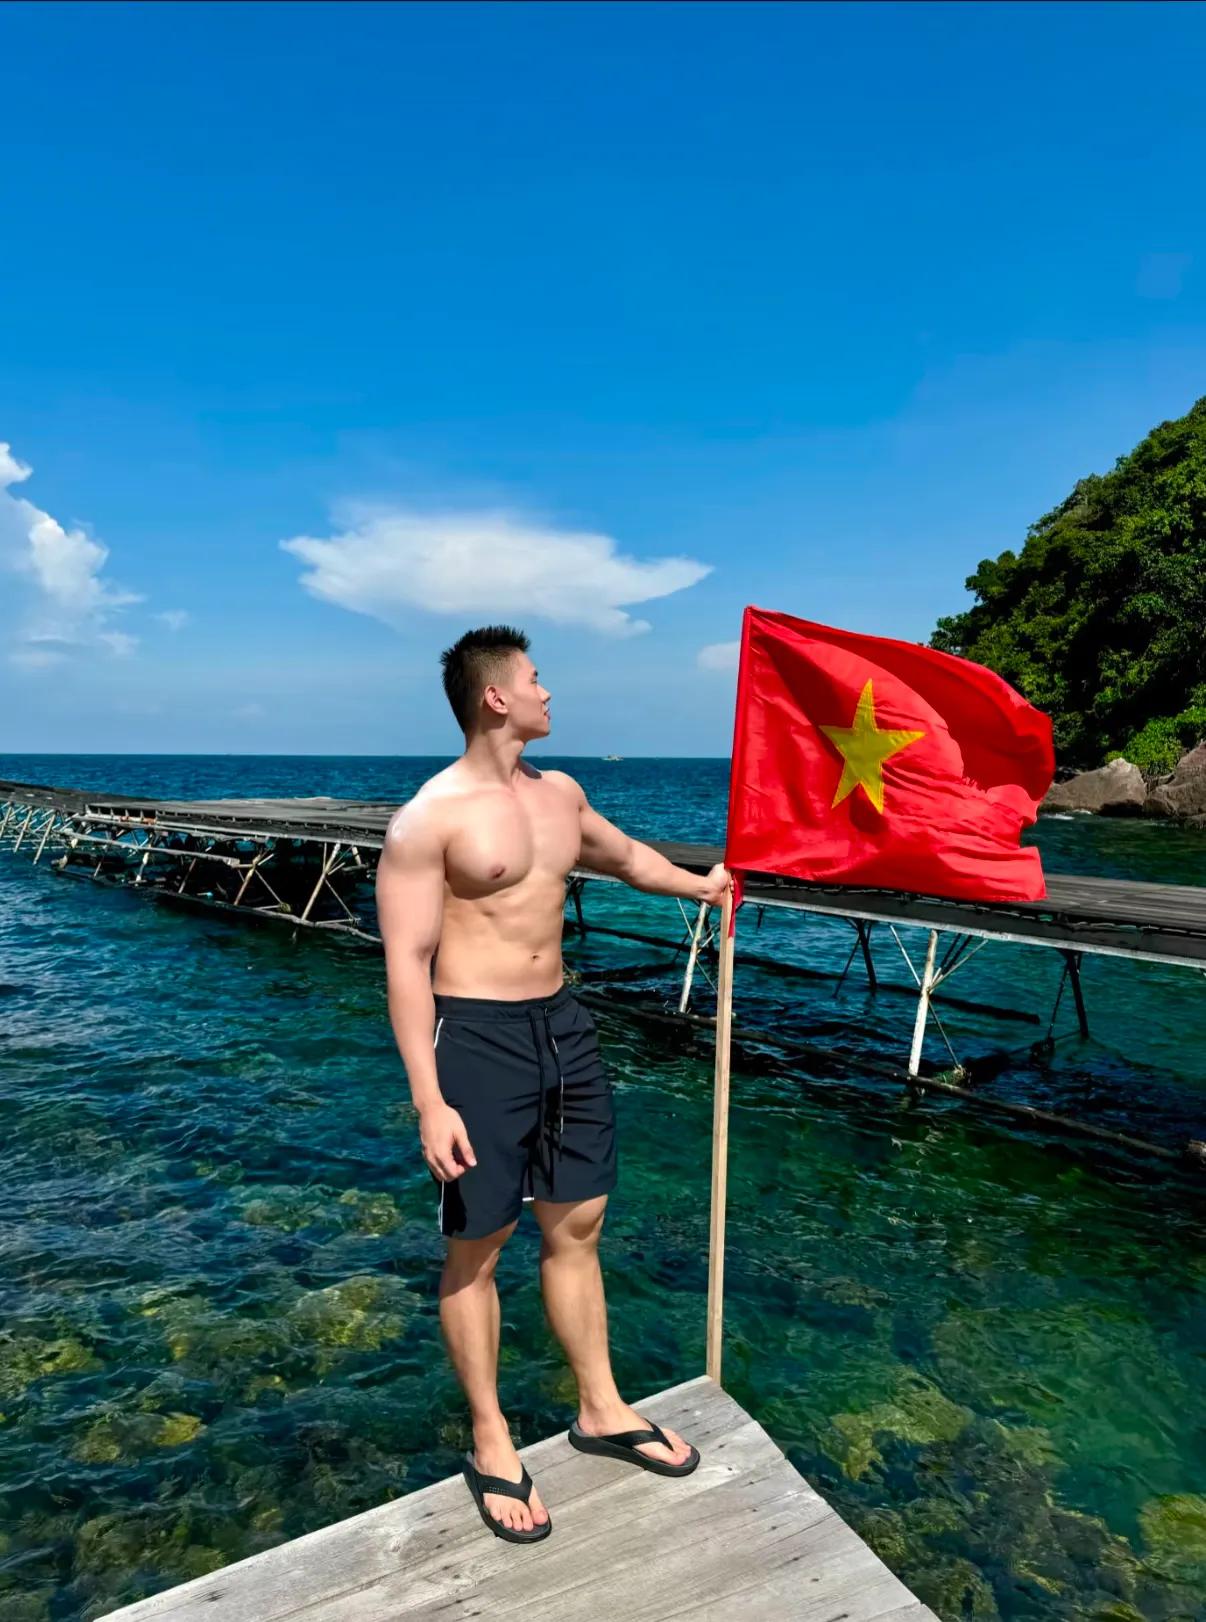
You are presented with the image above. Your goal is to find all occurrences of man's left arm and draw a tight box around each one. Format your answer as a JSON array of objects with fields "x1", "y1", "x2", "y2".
[{"x1": 554, "y1": 772, "x2": 729, "y2": 906}]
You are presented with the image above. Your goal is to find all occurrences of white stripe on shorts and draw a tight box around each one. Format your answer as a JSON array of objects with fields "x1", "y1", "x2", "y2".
[{"x1": 434, "y1": 1017, "x2": 445, "y2": 1232}]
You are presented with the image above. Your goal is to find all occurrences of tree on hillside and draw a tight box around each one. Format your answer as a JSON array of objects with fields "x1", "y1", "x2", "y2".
[{"x1": 931, "y1": 396, "x2": 1206, "y2": 772}]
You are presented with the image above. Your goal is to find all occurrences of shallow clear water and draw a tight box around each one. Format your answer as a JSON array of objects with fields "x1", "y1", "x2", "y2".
[{"x1": 1, "y1": 755, "x2": 1204, "y2": 1621}]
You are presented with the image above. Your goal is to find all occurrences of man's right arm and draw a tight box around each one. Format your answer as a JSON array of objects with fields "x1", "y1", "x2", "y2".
[{"x1": 375, "y1": 802, "x2": 446, "y2": 1115}]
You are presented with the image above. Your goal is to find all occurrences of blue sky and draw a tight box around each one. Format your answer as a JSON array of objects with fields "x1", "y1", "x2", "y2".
[{"x1": 1, "y1": 1, "x2": 1204, "y2": 757}]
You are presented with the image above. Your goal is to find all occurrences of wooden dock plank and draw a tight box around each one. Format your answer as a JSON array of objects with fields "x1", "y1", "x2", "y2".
[{"x1": 96, "y1": 1376, "x2": 939, "y2": 1622}]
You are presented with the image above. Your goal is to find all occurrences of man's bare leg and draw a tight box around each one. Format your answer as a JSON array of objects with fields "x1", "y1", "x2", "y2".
[
  {"x1": 438, "y1": 1219, "x2": 549, "y2": 1531},
  {"x1": 533, "y1": 1194, "x2": 694, "y2": 1466}
]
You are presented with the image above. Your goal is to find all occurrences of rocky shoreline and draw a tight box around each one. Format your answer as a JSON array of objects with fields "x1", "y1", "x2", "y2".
[{"x1": 1041, "y1": 742, "x2": 1206, "y2": 826}]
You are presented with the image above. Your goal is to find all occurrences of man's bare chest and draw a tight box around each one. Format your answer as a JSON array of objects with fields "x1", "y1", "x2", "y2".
[{"x1": 444, "y1": 787, "x2": 580, "y2": 899}]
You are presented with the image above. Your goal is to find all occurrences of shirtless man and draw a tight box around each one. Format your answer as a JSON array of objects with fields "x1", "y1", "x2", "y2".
[{"x1": 375, "y1": 624, "x2": 730, "y2": 1543}]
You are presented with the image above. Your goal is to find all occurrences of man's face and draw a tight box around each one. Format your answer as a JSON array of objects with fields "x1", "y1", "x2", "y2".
[{"x1": 490, "y1": 651, "x2": 551, "y2": 740}]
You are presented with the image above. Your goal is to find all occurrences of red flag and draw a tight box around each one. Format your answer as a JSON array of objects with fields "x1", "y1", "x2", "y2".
[{"x1": 724, "y1": 607, "x2": 1054, "y2": 905}]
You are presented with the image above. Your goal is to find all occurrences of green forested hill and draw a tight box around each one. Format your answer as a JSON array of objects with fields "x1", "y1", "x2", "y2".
[{"x1": 931, "y1": 397, "x2": 1206, "y2": 772}]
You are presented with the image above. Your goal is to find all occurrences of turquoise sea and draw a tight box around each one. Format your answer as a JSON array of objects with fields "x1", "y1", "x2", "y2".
[{"x1": 1, "y1": 754, "x2": 1204, "y2": 1621}]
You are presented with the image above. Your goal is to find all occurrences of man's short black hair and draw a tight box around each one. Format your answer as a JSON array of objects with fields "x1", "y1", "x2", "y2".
[{"x1": 439, "y1": 624, "x2": 531, "y2": 733}]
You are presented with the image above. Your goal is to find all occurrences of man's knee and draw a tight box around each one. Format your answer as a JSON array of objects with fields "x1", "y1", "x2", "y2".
[
  {"x1": 441, "y1": 1217, "x2": 518, "y2": 1284},
  {"x1": 533, "y1": 1193, "x2": 608, "y2": 1251}
]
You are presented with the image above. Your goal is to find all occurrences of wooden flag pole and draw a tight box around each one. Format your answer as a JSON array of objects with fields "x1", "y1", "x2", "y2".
[{"x1": 705, "y1": 878, "x2": 736, "y2": 1384}]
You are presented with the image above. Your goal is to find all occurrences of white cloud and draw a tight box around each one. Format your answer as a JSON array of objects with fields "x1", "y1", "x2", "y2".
[
  {"x1": 280, "y1": 504, "x2": 712, "y2": 637},
  {"x1": 1, "y1": 440, "x2": 143, "y2": 667},
  {"x1": 8, "y1": 647, "x2": 67, "y2": 671},
  {"x1": 98, "y1": 629, "x2": 138, "y2": 658},
  {"x1": 697, "y1": 640, "x2": 740, "y2": 671},
  {"x1": 0, "y1": 443, "x2": 30, "y2": 493},
  {"x1": 234, "y1": 701, "x2": 265, "y2": 720},
  {"x1": 155, "y1": 609, "x2": 190, "y2": 631}
]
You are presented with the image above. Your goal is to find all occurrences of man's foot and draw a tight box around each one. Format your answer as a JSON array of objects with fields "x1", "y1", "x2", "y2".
[
  {"x1": 575, "y1": 1401, "x2": 694, "y2": 1467},
  {"x1": 471, "y1": 1426, "x2": 549, "y2": 1533}
]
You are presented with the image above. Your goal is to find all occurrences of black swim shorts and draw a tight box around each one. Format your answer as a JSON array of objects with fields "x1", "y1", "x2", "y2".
[{"x1": 428, "y1": 981, "x2": 618, "y2": 1239}]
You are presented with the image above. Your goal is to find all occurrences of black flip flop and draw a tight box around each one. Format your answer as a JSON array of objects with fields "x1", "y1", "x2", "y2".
[
  {"x1": 567, "y1": 1416, "x2": 700, "y2": 1476},
  {"x1": 462, "y1": 1450, "x2": 552, "y2": 1543}
]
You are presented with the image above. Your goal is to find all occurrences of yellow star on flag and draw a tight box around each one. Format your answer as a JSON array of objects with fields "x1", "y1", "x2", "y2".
[{"x1": 819, "y1": 680, "x2": 924, "y2": 814}]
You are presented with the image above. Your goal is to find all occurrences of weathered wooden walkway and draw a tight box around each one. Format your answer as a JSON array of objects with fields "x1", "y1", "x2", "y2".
[
  {"x1": 96, "y1": 1375, "x2": 939, "y2": 1622},
  {"x1": 3, "y1": 775, "x2": 1205, "y2": 966}
]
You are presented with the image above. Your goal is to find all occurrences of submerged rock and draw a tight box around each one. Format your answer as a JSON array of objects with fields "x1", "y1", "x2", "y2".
[
  {"x1": 287, "y1": 1274, "x2": 422, "y2": 1373},
  {"x1": 153, "y1": 1411, "x2": 206, "y2": 1447},
  {"x1": 858, "y1": 1509, "x2": 999, "y2": 1618},
  {"x1": 983, "y1": 1417, "x2": 1062, "y2": 1470},
  {"x1": 151, "y1": 1294, "x2": 295, "y2": 1385},
  {"x1": 0, "y1": 1592, "x2": 52, "y2": 1622},
  {"x1": 244, "y1": 1372, "x2": 288, "y2": 1401},
  {"x1": 235, "y1": 1186, "x2": 329, "y2": 1232},
  {"x1": 917, "y1": 1556, "x2": 1001, "y2": 1617},
  {"x1": 336, "y1": 1188, "x2": 403, "y2": 1234},
  {"x1": 0, "y1": 1333, "x2": 100, "y2": 1400},
  {"x1": 74, "y1": 1509, "x2": 226, "y2": 1583},
  {"x1": 1138, "y1": 1492, "x2": 1206, "y2": 1587},
  {"x1": 72, "y1": 1409, "x2": 206, "y2": 1464},
  {"x1": 822, "y1": 1369, "x2": 971, "y2": 1480},
  {"x1": 1042, "y1": 758, "x2": 1148, "y2": 816}
]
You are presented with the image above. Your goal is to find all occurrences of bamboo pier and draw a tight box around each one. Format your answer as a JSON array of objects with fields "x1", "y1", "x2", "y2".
[
  {"x1": 3, "y1": 774, "x2": 1205, "y2": 1172},
  {"x1": 2, "y1": 775, "x2": 1206, "y2": 1154}
]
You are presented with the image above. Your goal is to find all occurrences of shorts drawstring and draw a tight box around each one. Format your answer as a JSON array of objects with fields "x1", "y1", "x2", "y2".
[
  {"x1": 547, "y1": 1008, "x2": 565, "y2": 1152},
  {"x1": 528, "y1": 1005, "x2": 566, "y2": 1194}
]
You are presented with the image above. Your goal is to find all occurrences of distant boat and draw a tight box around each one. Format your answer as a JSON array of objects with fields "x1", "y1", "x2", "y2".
[{"x1": 602, "y1": 753, "x2": 623, "y2": 761}]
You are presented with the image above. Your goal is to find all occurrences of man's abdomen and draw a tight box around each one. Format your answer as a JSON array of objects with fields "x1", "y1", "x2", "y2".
[{"x1": 434, "y1": 874, "x2": 569, "y2": 999}]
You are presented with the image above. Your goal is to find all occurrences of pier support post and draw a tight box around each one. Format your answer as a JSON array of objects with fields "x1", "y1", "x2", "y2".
[
  {"x1": 835, "y1": 918, "x2": 880, "y2": 999},
  {"x1": 300, "y1": 842, "x2": 343, "y2": 923},
  {"x1": 679, "y1": 900, "x2": 711, "y2": 1013},
  {"x1": 12, "y1": 806, "x2": 36, "y2": 852},
  {"x1": 33, "y1": 813, "x2": 59, "y2": 864},
  {"x1": 233, "y1": 852, "x2": 268, "y2": 907},
  {"x1": 1065, "y1": 950, "x2": 1090, "y2": 1038},
  {"x1": 857, "y1": 920, "x2": 877, "y2": 991},
  {"x1": 908, "y1": 930, "x2": 940, "y2": 1077}
]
